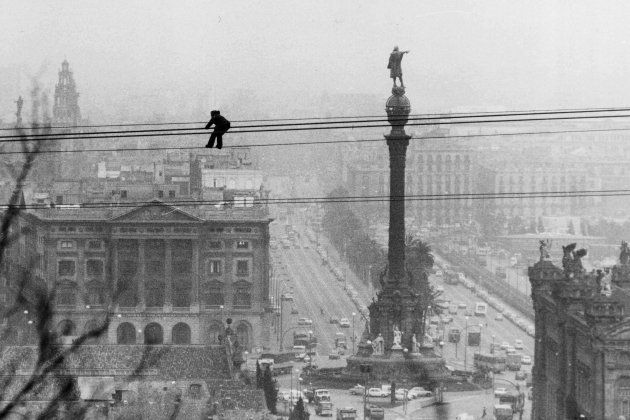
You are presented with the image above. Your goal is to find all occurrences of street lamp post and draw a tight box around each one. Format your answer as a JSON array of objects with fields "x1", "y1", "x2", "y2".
[
  {"x1": 464, "y1": 316, "x2": 469, "y2": 371},
  {"x1": 352, "y1": 312, "x2": 356, "y2": 355},
  {"x1": 491, "y1": 334, "x2": 496, "y2": 354}
]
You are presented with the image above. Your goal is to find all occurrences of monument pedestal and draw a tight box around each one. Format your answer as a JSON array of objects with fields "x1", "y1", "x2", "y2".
[{"x1": 390, "y1": 346, "x2": 405, "y2": 360}]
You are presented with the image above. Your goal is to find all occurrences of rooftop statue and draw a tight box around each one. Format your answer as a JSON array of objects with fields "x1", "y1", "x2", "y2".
[
  {"x1": 539, "y1": 239, "x2": 552, "y2": 261},
  {"x1": 387, "y1": 46, "x2": 410, "y2": 88},
  {"x1": 562, "y1": 243, "x2": 587, "y2": 279}
]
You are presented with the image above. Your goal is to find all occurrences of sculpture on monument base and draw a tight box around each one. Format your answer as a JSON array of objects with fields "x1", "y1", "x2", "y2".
[
  {"x1": 392, "y1": 325, "x2": 403, "y2": 349},
  {"x1": 411, "y1": 334, "x2": 419, "y2": 353},
  {"x1": 372, "y1": 333, "x2": 385, "y2": 355},
  {"x1": 562, "y1": 243, "x2": 587, "y2": 279}
]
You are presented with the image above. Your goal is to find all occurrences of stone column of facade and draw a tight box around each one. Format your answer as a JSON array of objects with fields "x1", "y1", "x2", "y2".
[
  {"x1": 112, "y1": 240, "x2": 119, "y2": 311},
  {"x1": 137, "y1": 239, "x2": 146, "y2": 310},
  {"x1": 164, "y1": 240, "x2": 173, "y2": 311},
  {"x1": 77, "y1": 239, "x2": 86, "y2": 308},
  {"x1": 191, "y1": 239, "x2": 200, "y2": 312}
]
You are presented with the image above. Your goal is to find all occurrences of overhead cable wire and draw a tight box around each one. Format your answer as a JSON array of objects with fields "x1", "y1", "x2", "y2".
[
  {"x1": 3, "y1": 107, "x2": 630, "y2": 142},
  {"x1": 6, "y1": 188, "x2": 630, "y2": 211},
  {"x1": 3, "y1": 104, "x2": 630, "y2": 132},
  {"x1": 2, "y1": 125, "x2": 630, "y2": 156}
]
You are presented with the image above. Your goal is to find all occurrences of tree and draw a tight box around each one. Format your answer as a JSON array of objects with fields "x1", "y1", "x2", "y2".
[
  {"x1": 262, "y1": 365, "x2": 277, "y2": 414},
  {"x1": 289, "y1": 397, "x2": 308, "y2": 420},
  {"x1": 256, "y1": 361, "x2": 263, "y2": 389}
]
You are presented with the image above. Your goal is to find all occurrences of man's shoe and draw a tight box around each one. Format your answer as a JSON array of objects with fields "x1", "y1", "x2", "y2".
[
  {"x1": 217, "y1": 145, "x2": 222, "y2": 149},
  {"x1": 205, "y1": 144, "x2": 212, "y2": 148}
]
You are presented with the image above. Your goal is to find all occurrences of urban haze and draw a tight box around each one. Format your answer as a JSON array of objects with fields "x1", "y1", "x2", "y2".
[{"x1": 1, "y1": 1, "x2": 630, "y2": 419}]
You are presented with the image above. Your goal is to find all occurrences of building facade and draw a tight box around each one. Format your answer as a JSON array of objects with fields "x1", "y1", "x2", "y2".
[
  {"x1": 2, "y1": 199, "x2": 273, "y2": 352},
  {"x1": 529, "y1": 246, "x2": 630, "y2": 419}
]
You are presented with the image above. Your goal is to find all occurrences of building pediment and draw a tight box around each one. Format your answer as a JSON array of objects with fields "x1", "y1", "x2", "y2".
[{"x1": 110, "y1": 200, "x2": 202, "y2": 223}]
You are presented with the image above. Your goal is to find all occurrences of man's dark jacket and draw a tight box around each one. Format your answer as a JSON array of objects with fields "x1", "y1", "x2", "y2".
[{"x1": 205, "y1": 115, "x2": 231, "y2": 131}]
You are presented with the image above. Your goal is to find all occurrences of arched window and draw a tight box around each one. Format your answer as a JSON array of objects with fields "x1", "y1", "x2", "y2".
[
  {"x1": 236, "y1": 323, "x2": 250, "y2": 351},
  {"x1": 58, "y1": 319, "x2": 76, "y2": 336},
  {"x1": 208, "y1": 322, "x2": 222, "y2": 344},
  {"x1": 117, "y1": 322, "x2": 137, "y2": 344},
  {"x1": 57, "y1": 285, "x2": 76, "y2": 307},
  {"x1": 144, "y1": 322, "x2": 163, "y2": 345},
  {"x1": 172, "y1": 323, "x2": 191, "y2": 345}
]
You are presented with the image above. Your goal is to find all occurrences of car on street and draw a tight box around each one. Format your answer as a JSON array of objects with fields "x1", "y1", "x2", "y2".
[
  {"x1": 304, "y1": 318, "x2": 313, "y2": 325},
  {"x1": 440, "y1": 314, "x2": 453, "y2": 323},
  {"x1": 368, "y1": 388, "x2": 387, "y2": 398},
  {"x1": 515, "y1": 371, "x2": 528, "y2": 381},
  {"x1": 495, "y1": 313, "x2": 504, "y2": 321},
  {"x1": 494, "y1": 387, "x2": 508, "y2": 397},
  {"x1": 339, "y1": 318, "x2": 350, "y2": 328},
  {"x1": 514, "y1": 339, "x2": 524, "y2": 350},
  {"x1": 521, "y1": 355, "x2": 532, "y2": 365},
  {"x1": 465, "y1": 309, "x2": 474, "y2": 317},
  {"x1": 330, "y1": 316, "x2": 339, "y2": 324},
  {"x1": 295, "y1": 353, "x2": 306, "y2": 361},
  {"x1": 407, "y1": 387, "x2": 432, "y2": 398},
  {"x1": 430, "y1": 316, "x2": 440, "y2": 325},
  {"x1": 298, "y1": 318, "x2": 308, "y2": 325},
  {"x1": 348, "y1": 384, "x2": 365, "y2": 395},
  {"x1": 458, "y1": 302, "x2": 467, "y2": 309},
  {"x1": 281, "y1": 293, "x2": 294, "y2": 301},
  {"x1": 291, "y1": 308, "x2": 299, "y2": 314},
  {"x1": 329, "y1": 350, "x2": 340, "y2": 360},
  {"x1": 436, "y1": 285, "x2": 445, "y2": 293},
  {"x1": 315, "y1": 401, "x2": 333, "y2": 416},
  {"x1": 500, "y1": 341, "x2": 510, "y2": 350}
]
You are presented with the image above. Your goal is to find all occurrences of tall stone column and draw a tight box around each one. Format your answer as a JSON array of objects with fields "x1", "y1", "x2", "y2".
[
  {"x1": 137, "y1": 240, "x2": 146, "y2": 310},
  {"x1": 385, "y1": 86, "x2": 411, "y2": 284},
  {"x1": 165, "y1": 240, "x2": 173, "y2": 311},
  {"x1": 191, "y1": 239, "x2": 200, "y2": 312}
]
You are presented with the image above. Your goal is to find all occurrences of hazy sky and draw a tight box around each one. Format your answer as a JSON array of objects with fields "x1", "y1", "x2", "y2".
[{"x1": 3, "y1": 0, "x2": 630, "y2": 121}]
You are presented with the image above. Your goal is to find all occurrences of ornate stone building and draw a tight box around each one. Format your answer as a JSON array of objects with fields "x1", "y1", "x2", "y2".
[
  {"x1": 2, "y1": 199, "x2": 273, "y2": 351},
  {"x1": 341, "y1": 127, "x2": 475, "y2": 227},
  {"x1": 529, "y1": 242, "x2": 630, "y2": 419}
]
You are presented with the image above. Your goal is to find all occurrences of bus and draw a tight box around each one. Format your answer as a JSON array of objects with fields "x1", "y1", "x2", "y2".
[
  {"x1": 474, "y1": 302, "x2": 488, "y2": 317},
  {"x1": 473, "y1": 352, "x2": 506, "y2": 373},
  {"x1": 444, "y1": 271, "x2": 459, "y2": 285}
]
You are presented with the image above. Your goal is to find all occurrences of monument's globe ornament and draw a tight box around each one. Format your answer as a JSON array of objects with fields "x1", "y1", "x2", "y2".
[{"x1": 385, "y1": 87, "x2": 411, "y2": 130}]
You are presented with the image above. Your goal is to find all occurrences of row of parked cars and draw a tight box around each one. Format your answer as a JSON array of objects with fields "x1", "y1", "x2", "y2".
[{"x1": 348, "y1": 384, "x2": 432, "y2": 400}]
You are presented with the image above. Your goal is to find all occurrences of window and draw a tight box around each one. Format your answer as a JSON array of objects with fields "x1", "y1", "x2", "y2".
[
  {"x1": 57, "y1": 289, "x2": 76, "y2": 306},
  {"x1": 207, "y1": 241, "x2": 222, "y2": 249},
  {"x1": 144, "y1": 323, "x2": 163, "y2": 345},
  {"x1": 120, "y1": 190, "x2": 128, "y2": 198},
  {"x1": 158, "y1": 190, "x2": 164, "y2": 198},
  {"x1": 236, "y1": 240, "x2": 249, "y2": 250},
  {"x1": 86, "y1": 285, "x2": 104, "y2": 305},
  {"x1": 234, "y1": 288, "x2": 251, "y2": 307},
  {"x1": 58, "y1": 320, "x2": 76, "y2": 336},
  {"x1": 208, "y1": 260, "x2": 222, "y2": 274},
  {"x1": 117, "y1": 323, "x2": 136, "y2": 344},
  {"x1": 169, "y1": 190, "x2": 176, "y2": 198},
  {"x1": 56, "y1": 196, "x2": 63, "y2": 205},
  {"x1": 86, "y1": 260, "x2": 104, "y2": 277},
  {"x1": 236, "y1": 260, "x2": 249, "y2": 276},
  {"x1": 60, "y1": 240, "x2": 74, "y2": 249},
  {"x1": 87, "y1": 240, "x2": 103, "y2": 250},
  {"x1": 58, "y1": 260, "x2": 76, "y2": 277},
  {"x1": 204, "y1": 287, "x2": 224, "y2": 306},
  {"x1": 172, "y1": 323, "x2": 191, "y2": 345}
]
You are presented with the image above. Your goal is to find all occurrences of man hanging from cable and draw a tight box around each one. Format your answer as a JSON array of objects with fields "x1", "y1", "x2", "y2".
[{"x1": 204, "y1": 110, "x2": 231, "y2": 149}]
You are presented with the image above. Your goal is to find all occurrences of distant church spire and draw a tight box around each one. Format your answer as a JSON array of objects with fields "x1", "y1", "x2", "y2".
[{"x1": 52, "y1": 59, "x2": 81, "y2": 127}]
